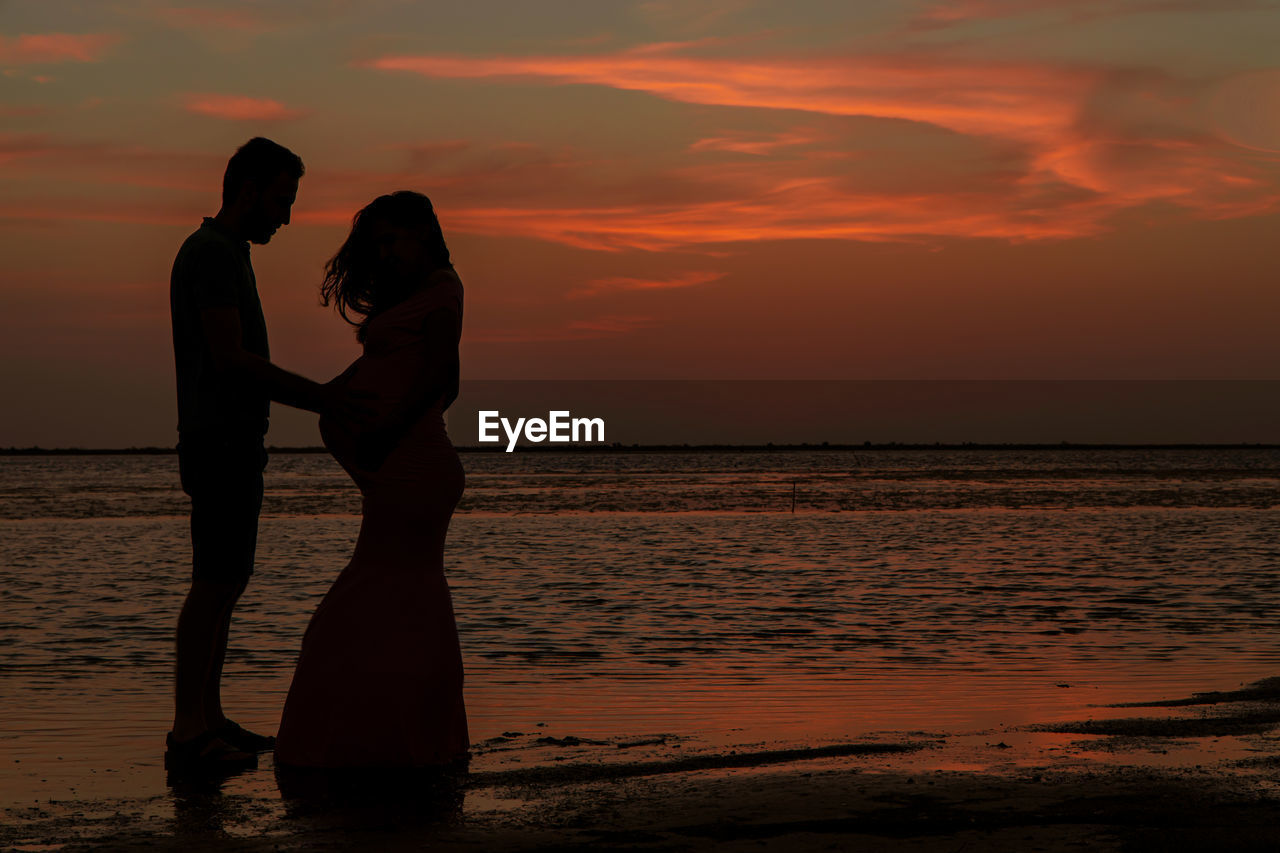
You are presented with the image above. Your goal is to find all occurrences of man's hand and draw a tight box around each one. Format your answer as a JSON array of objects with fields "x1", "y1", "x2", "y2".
[
  {"x1": 320, "y1": 375, "x2": 379, "y2": 429},
  {"x1": 200, "y1": 306, "x2": 377, "y2": 417}
]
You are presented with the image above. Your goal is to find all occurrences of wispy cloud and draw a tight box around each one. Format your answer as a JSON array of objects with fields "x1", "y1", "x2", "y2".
[
  {"x1": 12, "y1": 46, "x2": 1278, "y2": 253},
  {"x1": 362, "y1": 45, "x2": 1088, "y2": 143},
  {"x1": 0, "y1": 133, "x2": 53, "y2": 166},
  {"x1": 356, "y1": 44, "x2": 1280, "y2": 248},
  {"x1": 689, "y1": 130, "x2": 819, "y2": 155},
  {"x1": 293, "y1": 129, "x2": 1277, "y2": 252},
  {"x1": 570, "y1": 270, "x2": 725, "y2": 297},
  {"x1": 434, "y1": 192, "x2": 1104, "y2": 252},
  {"x1": 182, "y1": 93, "x2": 308, "y2": 121},
  {"x1": 0, "y1": 33, "x2": 118, "y2": 65}
]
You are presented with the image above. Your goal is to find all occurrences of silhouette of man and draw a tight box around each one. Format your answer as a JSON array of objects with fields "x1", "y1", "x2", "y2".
[{"x1": 167, "y1": 137, "x2": 361, "y2": 771}]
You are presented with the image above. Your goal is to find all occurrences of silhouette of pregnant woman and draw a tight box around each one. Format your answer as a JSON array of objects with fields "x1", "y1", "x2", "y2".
[{"x1": 275, "y1": 191, "x2": 469, "y2": 769}]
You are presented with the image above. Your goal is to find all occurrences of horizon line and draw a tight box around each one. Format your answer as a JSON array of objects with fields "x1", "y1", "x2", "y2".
[{"x1": 4, "y1": 442, "x2": 1280, "y2": 456}]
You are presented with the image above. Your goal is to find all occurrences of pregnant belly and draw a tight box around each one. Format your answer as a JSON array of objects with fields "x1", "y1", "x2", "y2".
[
  {"x1": 321, "y1": 356, "x2": 452, "y2": 479},
  {"x1": 320, "y1": 413, "x2": 360, "y2": 474},
  {"x1": 343, "y1": 353, "x2": 416, "y2": 409},
  {"x1": 320, "y1": 357, "x2": 384, "y2": 474}
]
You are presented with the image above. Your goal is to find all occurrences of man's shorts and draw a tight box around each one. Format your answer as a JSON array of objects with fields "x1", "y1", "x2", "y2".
[{"x1": 178, "y1": 433, "x2": 268, "y2": 585}]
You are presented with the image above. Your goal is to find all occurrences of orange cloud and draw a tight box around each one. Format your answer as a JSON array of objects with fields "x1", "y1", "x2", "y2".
[
  {"x1": 1031, "y1": 137, "x2": 1277, "y2": 214},
  {"x1": 0, "y1": 33, "x2": 117, "y2": 64},
  {"x1": 690, "y1": 130, "x2": 819, "y2": 155},
  {"x1": 362, "y1": 46, "x2": 1091, "y2": 143},
  {"x1": 356, "y1": 46, "x2": 1280, "y2": 248},
  {"x1": 182, "y1": 93, "x2": 308, "y2": 121},
  {"x1": 292, "y1": 129, "x2": 1276, "y2": 253},
  {"x1": 0, "y1": 133, "x2": 56, "y2": 165},
  {"x1": 9, "y1": 119, "x2": 1274, "y2": 253},
  {"x1": 12, "y1": 53, "x2": 1277, "y2": 256},
  {"x1": 435, "y1": 193, "x2": 1106, "y2": 252},
  {"x1": 571, "y1": 271, "x2": 725, "y2": 297}
]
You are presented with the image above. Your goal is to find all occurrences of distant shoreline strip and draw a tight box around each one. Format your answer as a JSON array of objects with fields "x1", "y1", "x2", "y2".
[{"x1": 4, "y1": 443, "x2": 1280, "y2": 456}]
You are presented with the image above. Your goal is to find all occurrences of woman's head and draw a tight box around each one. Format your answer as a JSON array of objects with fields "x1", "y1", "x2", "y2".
[{"x1": 321, "y1": 191, "x2": 453, "y2": 340}]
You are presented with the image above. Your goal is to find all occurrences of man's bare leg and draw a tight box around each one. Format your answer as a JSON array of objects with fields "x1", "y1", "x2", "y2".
[
  {"x1": 203, "y1": 580, "x2": 246, "y2": 729},
  {"x1": 172, "y1": 578, "x2": 244, "y2": 741}
]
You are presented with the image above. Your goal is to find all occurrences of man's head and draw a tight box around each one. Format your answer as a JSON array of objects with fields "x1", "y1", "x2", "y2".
[{"x1": 222, "y1": 137, "x2": 304, "y2": 244}]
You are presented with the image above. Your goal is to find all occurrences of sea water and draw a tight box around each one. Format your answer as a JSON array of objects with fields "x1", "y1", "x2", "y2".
[{"x1": 2, "y1": 448, "x2": 1279, "y2": 804}]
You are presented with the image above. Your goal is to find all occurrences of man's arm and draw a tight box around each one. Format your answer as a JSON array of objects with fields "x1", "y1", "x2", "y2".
[{"x1": 201, "y1": 306, "x2": 342, "y2": 415}]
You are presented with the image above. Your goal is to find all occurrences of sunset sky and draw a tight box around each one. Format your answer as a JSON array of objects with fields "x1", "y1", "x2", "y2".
[{"x1": 3, "y1": 0, "x2": 1280, "y2": 446}]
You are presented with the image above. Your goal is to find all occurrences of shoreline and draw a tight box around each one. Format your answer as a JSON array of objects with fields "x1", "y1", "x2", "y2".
[
  {"x1": 7, "y1": 679, "x2": 1280, "y2": 851},
  {"x1": 4, "y1": 442, "x2": 1280, "y2": 456}
]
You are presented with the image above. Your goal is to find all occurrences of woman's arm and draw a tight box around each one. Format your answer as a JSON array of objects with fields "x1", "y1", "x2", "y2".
[{"x1": 354, "y1": 305, "x2": 460, "y2": 471}]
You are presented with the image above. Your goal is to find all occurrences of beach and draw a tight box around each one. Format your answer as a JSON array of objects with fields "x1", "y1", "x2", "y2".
[{"x1": 7, "y1": 677, "x2": 1280, "y2": 851}]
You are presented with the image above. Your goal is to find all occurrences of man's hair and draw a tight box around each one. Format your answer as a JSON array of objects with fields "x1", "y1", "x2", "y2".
[{"x1": 222, "y1": 137, "x2": 304, "y2": 206}]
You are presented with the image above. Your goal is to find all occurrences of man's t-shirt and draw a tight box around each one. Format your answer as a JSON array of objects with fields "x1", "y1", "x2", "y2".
[{"x1": 170, "y1": 218, "x2": 270, "y2": 437}]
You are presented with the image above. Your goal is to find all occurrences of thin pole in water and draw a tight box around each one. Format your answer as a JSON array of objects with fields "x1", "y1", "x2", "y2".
[{"x1": 791, "y1": 481, "x2": 797, "y2": 513}]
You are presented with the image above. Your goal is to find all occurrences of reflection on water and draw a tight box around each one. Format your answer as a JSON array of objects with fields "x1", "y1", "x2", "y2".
[{"x1": 1, "y1": 449, "x2": 1279, "y2": 807}]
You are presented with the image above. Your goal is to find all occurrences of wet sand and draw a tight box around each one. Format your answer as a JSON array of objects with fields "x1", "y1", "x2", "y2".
[{"x1": 7, "y1": 679, "x2": 1280, "y2": 851}]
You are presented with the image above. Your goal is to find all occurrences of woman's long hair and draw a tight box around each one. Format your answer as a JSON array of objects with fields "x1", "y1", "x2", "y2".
[{"x1": 321, "y1": 191, "x2": 452, "y2": 342}]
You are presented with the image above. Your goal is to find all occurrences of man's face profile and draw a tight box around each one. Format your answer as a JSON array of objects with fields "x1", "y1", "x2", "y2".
[{"x1": 244, "y1": 172, "x2": 299, "y2": 244}]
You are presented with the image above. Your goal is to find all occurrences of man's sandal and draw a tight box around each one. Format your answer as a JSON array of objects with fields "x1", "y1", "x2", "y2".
[
  {"x1": 216, "y1": 719, "x2": 276, "y2": 753},
  {"x1": 164, "y1": 730, "x2": 258, "y2": 772}
]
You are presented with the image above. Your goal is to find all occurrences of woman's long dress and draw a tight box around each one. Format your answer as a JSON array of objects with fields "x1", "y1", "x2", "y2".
[{"x1": 274, "y1": 270, "x2": 468, "y2": 768}]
